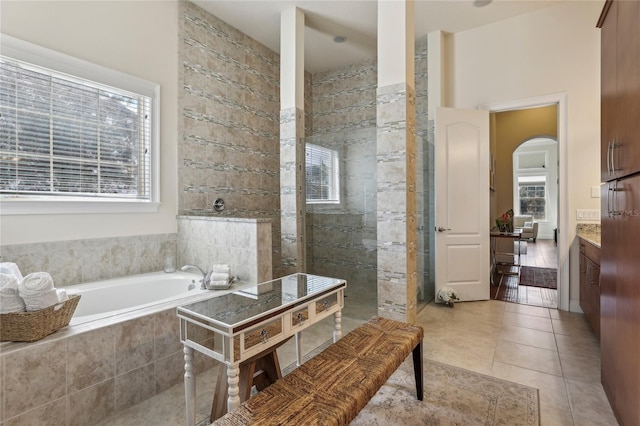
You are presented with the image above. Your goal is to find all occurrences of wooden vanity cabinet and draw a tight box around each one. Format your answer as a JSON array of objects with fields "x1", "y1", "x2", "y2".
[
  {"x1": 578, "y1": 238, "x2": 600, "y2": 338},
  {"x1": 599, "y1": 2, "x2": 640, "y2": 424}
]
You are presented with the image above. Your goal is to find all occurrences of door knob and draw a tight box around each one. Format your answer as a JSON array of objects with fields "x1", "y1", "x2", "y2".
[{"x1": 436, "y1": 227, "x2": 451, "y2": 232}]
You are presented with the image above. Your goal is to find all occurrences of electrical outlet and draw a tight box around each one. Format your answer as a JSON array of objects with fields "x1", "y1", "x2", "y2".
[{"x1": 591, "y1": 186, "x2": 601, "y2": 198}]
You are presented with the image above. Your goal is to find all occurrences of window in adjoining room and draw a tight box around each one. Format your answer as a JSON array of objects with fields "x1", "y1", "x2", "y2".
[
  {"x1": 0, "y1": 35, "x2": 159, "y2": 214},
  {"x1": 517, "y1": 175, "x2": 546, "y2": 220},
  {"x1": 305, "y1": 143, "x2": 339, "y2": 204}
]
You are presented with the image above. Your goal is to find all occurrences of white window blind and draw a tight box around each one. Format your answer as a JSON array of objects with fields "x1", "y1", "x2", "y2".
[
  {"x1": 518, "y1": 175, "x2": 546, "y2": 220},
  {"x1": 0, "y1": 58, "x2": 152, "y2": 200},
  {"x1": 305, "y1": 144, "x2": 339, "y2": 203}
]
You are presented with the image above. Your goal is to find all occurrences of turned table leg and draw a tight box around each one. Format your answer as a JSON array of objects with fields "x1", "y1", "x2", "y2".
[
  {"x1": 333, "y1": 310, "x2": 342, "y2": 342},
  {"x1": 183, "y1": 346, "x2": 196, "y2": 426}
]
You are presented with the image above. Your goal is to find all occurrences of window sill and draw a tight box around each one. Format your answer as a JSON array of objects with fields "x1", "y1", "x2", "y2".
[
  {"x1": 306, "y1": 200, "x2": 340, "y2": 205},
  {"x1": 0, "y1": 198, "x2": 161, "y2": 215}
]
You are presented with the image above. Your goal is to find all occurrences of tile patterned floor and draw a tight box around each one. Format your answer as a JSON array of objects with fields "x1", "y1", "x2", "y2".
[{"x1": 99, "y1": 300, "x2": 618, "y2": 426}]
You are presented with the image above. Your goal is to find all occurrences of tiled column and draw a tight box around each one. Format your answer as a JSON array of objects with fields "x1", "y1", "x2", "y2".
[
  {"x1": 376, "y1": 0, "x2": 417, "y2": 322},
  {"x1": 280, "y1": 8, "x2": 306, "y2": 275}
]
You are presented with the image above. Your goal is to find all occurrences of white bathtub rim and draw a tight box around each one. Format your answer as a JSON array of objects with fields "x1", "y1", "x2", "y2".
[
  {"x1": 67, "y1": 270, "x2": 206, "y2": 326},
  {"x1": 0, "y1": 273, "x2": 255, "y2": 355}
]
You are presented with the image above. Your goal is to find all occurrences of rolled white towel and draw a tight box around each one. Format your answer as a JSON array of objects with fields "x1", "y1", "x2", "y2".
[
  {"x1": 19, "y1": 272, "x2": 55, "y2": 293},
  {"x1": 0, "y1": 273, "x2": 26, "y2": 313},
  {"x1": 0, "y1": 262, "x2": 24, "y2": 281},
  {"x1": 209, "y1": 272, "x2": 230, "y2": 282},
  {"x1": 210, "y1": 264, "x2": 230, "y2": 274},
  {"x1": 0, "y1": 272, "x2": 20, "y2": 294},
  {"x1": 57, "y1": 288, "x2": 69, "y2": 303},
  {"x1": 19, "y1": 272, "x2": 59, "y2": 312}
]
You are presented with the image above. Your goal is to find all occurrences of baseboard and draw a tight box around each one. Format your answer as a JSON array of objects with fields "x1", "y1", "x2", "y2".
[{"x1": 569, "y1": 300, "x2": 583, "y2": 313}]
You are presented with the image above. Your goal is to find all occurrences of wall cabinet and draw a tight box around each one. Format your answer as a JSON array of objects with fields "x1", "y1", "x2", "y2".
[
  {"x1": 578, "y1": 238, "x2": 600, "y2": 338},
  {"x1": 600, "y1": 0, "x2": 640, "y2": 182}
]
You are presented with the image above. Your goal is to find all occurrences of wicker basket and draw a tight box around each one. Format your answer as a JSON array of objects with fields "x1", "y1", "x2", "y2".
[{"x1": 0, "y1": 295, "x2": 81, "y2": 342}]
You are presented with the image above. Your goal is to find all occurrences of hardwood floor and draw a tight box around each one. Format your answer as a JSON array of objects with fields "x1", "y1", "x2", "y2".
[{"x1": 491, "y1": 239, "x2": 558, "y2": 308}]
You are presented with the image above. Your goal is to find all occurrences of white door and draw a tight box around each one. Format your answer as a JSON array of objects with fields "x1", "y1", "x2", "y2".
[{"x1": 435, "y1": 107, "x2": 490, "y2": 301}]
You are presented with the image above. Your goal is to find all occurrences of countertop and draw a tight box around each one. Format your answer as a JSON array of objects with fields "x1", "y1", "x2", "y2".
[{"x1": 577, "y1": 223, "x2": 601, "y2": 248}]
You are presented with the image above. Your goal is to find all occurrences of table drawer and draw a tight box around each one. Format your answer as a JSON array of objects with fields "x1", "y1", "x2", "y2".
[
  {"x1": 291, "y1": 307, "x2": 309, "y2": 329},
  {"x1": 235, "y1": 318, "x2": 284, "y2": 358},
  {"x1": 316, "y1": 293, "x2": 338, "y2": 313}
]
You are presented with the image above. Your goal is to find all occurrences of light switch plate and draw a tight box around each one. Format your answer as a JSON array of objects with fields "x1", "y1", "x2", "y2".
[
  {"x1": 577, "y1": 209, "x2": 600, "y2": 220},
  {"x1": 591, "y1": 186, "x2": 601, "y2": 198}
]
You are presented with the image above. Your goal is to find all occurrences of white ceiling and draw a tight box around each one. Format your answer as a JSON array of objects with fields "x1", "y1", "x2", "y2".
[{"x1": 193, "y1": 0, "x2": 562, "y2": 73}]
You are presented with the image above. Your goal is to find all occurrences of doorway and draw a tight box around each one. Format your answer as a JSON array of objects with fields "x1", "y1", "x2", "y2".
[{"x1": 484, "y1": 93, "x2": 568, "y2": 310}]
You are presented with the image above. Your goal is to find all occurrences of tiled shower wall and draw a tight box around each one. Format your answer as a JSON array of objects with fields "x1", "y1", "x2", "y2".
[
  {"x1": 176, "y1": 216, "x2": 272, "y2": 283},
  {"x1": 415, "y1": 36, "x2": 435, "y2": 305},
  {"x1": 306, "y1": 45, "x2": 434, "y2": 313},
  {"x1": 305, "y1": 60, "x2": 378, "y2": 312},
  {"x1": 178, "y1": 1, "x2": 282, "y2": 277}
]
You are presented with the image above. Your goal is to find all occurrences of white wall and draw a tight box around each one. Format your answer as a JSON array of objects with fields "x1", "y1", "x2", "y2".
[
  {"x1": 444, "y1": 1, "x2": 603, "y2": 308},
  {"x1": 0, "y1": 0, "x2": 179, "y2": 245}
]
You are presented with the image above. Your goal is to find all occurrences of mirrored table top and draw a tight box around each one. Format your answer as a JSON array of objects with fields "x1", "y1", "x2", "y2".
[{"x1": 177, "y1": 273, "x2": 346, "y2": 331}]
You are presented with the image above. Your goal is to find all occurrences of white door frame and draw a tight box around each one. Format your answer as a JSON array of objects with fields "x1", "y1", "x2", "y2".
[{"x1": 480, "y1": 92, "x2": 569, "y2": 311}]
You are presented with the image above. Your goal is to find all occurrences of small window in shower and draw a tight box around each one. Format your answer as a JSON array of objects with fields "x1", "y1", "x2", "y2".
[{"x1": 305, "y1": 143, "x2": 339, "y2": 203}]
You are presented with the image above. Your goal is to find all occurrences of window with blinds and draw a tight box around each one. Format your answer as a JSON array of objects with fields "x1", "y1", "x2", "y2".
[
  {"x1": 0, "y1": 58, "x2": 151, "y2": 200},
  {"x1": 517, "y1": 175, "x2": 546, "y2": 220},
  {"x1": 305, "y1": 143, "x2": 339, "y2": 203}
]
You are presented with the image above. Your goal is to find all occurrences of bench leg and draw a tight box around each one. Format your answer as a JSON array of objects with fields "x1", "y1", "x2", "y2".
[{"x1": 412, "y1": 341, "x2": 424, "y2": 401}]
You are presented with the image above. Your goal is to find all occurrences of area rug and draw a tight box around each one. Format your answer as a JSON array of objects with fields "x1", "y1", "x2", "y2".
[
  {"x1": 283, "y1": 341, "x2": 540, "y2": 426},
  {"x1": 519, "y1": 266, "x2": 557, "y2": 289}
]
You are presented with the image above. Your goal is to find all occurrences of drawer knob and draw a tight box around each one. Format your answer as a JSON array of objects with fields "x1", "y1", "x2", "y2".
[
  {"x1": 260, "y1": 329, "x2": 269, "y2": 343},
  {"x1": 296, "y1": 312, "x2": 305, "y2": 325}
]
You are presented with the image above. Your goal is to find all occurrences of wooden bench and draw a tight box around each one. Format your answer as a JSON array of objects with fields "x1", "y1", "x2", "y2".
[{"x1": 212, "y1": 316, "x2": 424, "y2": 425}]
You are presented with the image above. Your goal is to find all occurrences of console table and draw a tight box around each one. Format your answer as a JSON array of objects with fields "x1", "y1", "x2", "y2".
[
  {"x1": 177, "y1": 273, "x2": 346, "y2": 426},
  {"x1": 490, "y1": 229, "x2": 523, "y2": 286}
]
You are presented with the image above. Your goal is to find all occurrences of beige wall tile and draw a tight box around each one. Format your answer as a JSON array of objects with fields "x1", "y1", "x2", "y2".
[
  {"x1": 1, "y1": 398, "x2": 66, "y2": 426},
  {"x1": 68, "y1": 379, "x2": 115, "y2": 426},
  {"x1": 67, "y1": 327, "x2": 116, "y2": 393},
  {"x1": 3, "y1": 340, "x2": 66, "y2": 419},
  {"x1": 153, "y1": 310, "x2": 181, "y2": 360},
  {"x1": 115, "y1": 364, "x2": 154, "y2": 412},
  {"x1": 154, "y1": 352, "x2": 184, "y2": 394},
  {"x1": 115, "y1": 316, "x2": 154, "y2": 375}
]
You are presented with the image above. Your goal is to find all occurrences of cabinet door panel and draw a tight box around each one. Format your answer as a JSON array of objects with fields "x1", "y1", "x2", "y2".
[
  {"x1": 600, "y1": 182, "x2": 617, "y2": 406},
  {"x1": 614, "y1": 175, "x2": 640, "y2": 426},
  {"x1": 613, "y1": 0, "x2": 640, "y2": 179},
  {"x1": 601, "y1": 0, "x2": 618, "y2": 181},
  {"x1": 589, "y1": 261, "x2": 600, "y2": 338}
]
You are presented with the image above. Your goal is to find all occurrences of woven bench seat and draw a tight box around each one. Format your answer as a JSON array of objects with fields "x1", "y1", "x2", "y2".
[{"x1": 212, "y1": 316, "x2": 424, "y2": 425}]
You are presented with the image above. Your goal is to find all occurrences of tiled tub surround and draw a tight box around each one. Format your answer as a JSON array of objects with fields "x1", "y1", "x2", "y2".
[
  {"x1": 0, "y1": 233, "x2": 177, "y2": 288},
  {"x1": 176, "y1": 216, "x2": 272, "y2": 284},
  {"x1": 178, "y1": 1, "x2": 282, "y2": 277},
  {"x1": 0, "y1": 305, "x2": 218, "y2": 426}
]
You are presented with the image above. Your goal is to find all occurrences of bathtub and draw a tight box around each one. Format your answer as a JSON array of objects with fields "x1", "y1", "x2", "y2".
[{"x1": 66, "y1": 271, "x2": 210, "y2": 325}]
